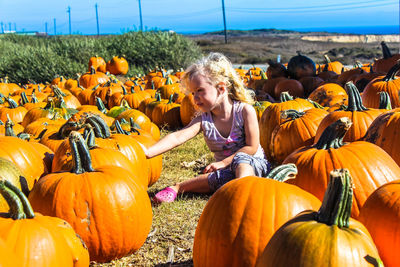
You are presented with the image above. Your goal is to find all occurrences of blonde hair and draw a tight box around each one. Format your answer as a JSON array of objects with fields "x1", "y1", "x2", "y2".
[{"x1": 182, "y1": 52, "x2": 255, "y2": 105}]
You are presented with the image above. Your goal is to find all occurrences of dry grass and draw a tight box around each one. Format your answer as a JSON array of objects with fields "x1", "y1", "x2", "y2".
[{"x1": 90, "y1": 131, "x2": 213, "y2": 267}]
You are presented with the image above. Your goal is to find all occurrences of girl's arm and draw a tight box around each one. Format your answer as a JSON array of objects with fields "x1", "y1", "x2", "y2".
[
  {"x1": 203, "y1": 104, "x2": 260, "y2": 173},
  {"x1": 144, "y1": 115, "x2": 202, "y2": 158}
]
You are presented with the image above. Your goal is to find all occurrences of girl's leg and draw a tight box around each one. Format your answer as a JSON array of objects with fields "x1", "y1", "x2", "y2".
[
  {"x1": 170, "y1": 173, "x2": 212, "y2": 194},
  {"x1": 235, "y1": 163, "x2": 255, "y2": 178}
]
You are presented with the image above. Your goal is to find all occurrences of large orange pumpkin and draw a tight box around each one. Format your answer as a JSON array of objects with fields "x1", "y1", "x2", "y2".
[
  {"x1": 270, "y1": 108, "x2": 328, "y2": 164},
  {"x1": 284, "y1": 117, "x2": 400, "y2": 218},
  {"x1": 259, "y1": 92, "x2": 314, "y2": 164},
  {"x1": 314, "y1": 82, "x2": 382, "y2": 142},
  {"x1": 193, "y1": 165, "x2": 321, "y2": 267},
  {"x1": 257, "y1": 169, "x2": 381, "y2": 267},
  {"x1": 88, "y1": 55, "x2": 107, "y2": 73},
  {"x1": 362, "y1": 60, "x2": 400, "y2": 108},
  {"x1": 358, "y1": 179, "x2": 400, "y2": 267},
  {"x1": 0, "y1": 180, "x2": 89, "y2": 267},
  {"x1": 79, "y1": 67, "x2": 110, "y2": 89},
  {"x1": 29, "y1": 131, "x2": 152, "y2": 263},
  {"x1": 363, "y1": 109, "x2": 400, "y2": 166},
  {"x1": 106, "y1": 56, "x2": 129, "y2": 75}
]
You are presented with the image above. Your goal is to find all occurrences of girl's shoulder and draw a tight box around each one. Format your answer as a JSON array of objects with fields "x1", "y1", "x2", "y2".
[{"x1": 234, "y1": 101, "x2": 253, "y2": 114}]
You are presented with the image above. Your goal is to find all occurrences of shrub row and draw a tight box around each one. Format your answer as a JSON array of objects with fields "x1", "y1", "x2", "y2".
[{"x1": 0, "y1": 31, "x2": 203, "y2": 84}]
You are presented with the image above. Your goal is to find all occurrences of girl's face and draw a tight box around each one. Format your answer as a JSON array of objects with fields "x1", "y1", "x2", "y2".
[{"x1": 188, "y1": 74, "x2": 223, "y2": 112}]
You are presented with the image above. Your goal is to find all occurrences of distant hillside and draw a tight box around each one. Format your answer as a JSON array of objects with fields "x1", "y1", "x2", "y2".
[{"x1": 203, "y1": 28, "x2": 299, "y2": 36}]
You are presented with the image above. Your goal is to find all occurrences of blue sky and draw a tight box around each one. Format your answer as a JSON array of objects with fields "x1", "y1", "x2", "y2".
[{"x1": 0, "y1": 0, "x2": 398, "y2": 35}]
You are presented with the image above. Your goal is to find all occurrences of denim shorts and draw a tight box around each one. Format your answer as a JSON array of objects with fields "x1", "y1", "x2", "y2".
[{"x1": 207, "y1": 152, "x2": 272, "y2": 192}]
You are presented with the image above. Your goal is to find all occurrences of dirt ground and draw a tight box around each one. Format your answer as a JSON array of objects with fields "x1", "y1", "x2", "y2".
[{"x1": 186, "y1": 32, "x2": 400, "y2": 65}]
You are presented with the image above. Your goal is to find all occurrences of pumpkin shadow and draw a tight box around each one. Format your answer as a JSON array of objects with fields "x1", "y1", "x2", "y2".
[{"x1": 154, "y1": 259, "x2": 193, "y2": 267}]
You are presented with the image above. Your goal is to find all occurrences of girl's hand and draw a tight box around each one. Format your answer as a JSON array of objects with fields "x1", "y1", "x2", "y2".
[
  {"x1": 137, "y1": 142, "x2": 150, "y2": 158},
  {"x1": 203, "y1": 161, "x2": 226, "y2": 173}
]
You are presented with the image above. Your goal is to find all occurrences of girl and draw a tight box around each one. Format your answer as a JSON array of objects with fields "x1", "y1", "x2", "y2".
[{"x1": 142, "y1": 52, "x2": 271, "y2": 203}]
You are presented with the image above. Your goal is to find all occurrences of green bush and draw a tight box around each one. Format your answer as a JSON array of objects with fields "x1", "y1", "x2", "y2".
[{"x1": 0, "y1": 32, "x2": 202, "y2": 84}]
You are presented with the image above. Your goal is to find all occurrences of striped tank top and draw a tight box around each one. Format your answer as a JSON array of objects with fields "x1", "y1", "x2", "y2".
[{"x1": 201, "y1": 101, "x2": 265, "y2": 162}]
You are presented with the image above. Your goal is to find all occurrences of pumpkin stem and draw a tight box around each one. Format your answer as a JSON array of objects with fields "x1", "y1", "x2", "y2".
[
  {"x1": 129, "y1": 117, "x2": 141, "y2": 135},
  {"x1": 121, "y1": 85, "x2": 127, "y2": 95},
  {"x1": 324, "y1": 54, "x2": 332, "y2": 64},
  {"x1": 4, "y1": 115, "x2": 30, "y2": 140},
  {"x1": 53, "y1": 86, "x2": 67, "y2": 97},
  {"x1": 83, "y1": 125, "x2": 97, "y2": 149},
  {"x1": 58, "y1": 120, "x2": 81, "y2": 138},
  {"x1": 364, "y1": 255, "x2": 384, "y2": 267},
  {"x1": 281, "y1": 109, "x2": 305, "y2": 120},
  {"x1": 307, "y1": 99, "x2": 325, "y2": 109},
  {"x1": 167, "y1": 94, "x2": 174, "y2": 104},
  {"x1": 0, "y1": 180, "x2": 35, "y2": 220},
  {"x1": 30, "y1": 90, "x2": 39, "y2": 103},
  {"x1": 314, "y1": 117, "x2": 352, "y2": 150},
  {"x1": 90, "y1": 66, "x2": 96, "y2": 75},
  {"x1": 114, "y1": 120, "x2": 130, "y2": 135},
  {"x1": 317, "y1": 168, "x2": 353, "y2": 228},
  {"x1": 381, "y1": 41, "x2": 392, "y2": 59},
  {"x1": 84, "y1": 114, "x2": 111, "y2": 138},
  {"x1": 344, "y1": 82, "x2": 367, "y2": 111},
  {"x1": 4, "y1": 114, "x2": 15, "y2": 137},
  {"x1": 95, "y1": 97, "x2": 107, "y2": 114},
  {"x1": 120, "y1": 99, "x2": 131, "y2": 109},
  {"x1": 5, "y1": 97, "x2": 18, "y2": 109},
  {"x1": 69, "y1": 131, "x2": 94, "y2": 174},
  {"x1": 265, "y1": 163, "x2": 297, "y2": 182},
  {"x1": 378, "y1": 91, "x2": 392, "y2": 110},
  {"x1": 279, "y1": 91, "x2": 294, "y2": 102},
  {"x1": 20, "y1": 91, "x2": 29, "y2": 105},
  {"x1": 382, "y1": 60, "x2": 400, "y2": 82}
]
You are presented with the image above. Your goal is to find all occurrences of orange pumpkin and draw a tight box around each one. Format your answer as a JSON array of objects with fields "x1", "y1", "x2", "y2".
[
  {"x1": 193, "y1": 165, "x2": 321, "y2": 267},
  {"x1": 359, "y1": 179, "x2": 400, "y2": 267},
  {"x1": 284, "y1": 117, "x2": 400, "y2": 218},
  {"x1": 0, "y1": 180, "x2": 89, "y2": 267},
  {"x1": 106, "y1": 56, "x2": 129, "y2": 75},
  {"x1": 79, "y1": 67, "x2": 110, "y2": 89},
  {"x1": 29, "y1": 131, "x2": 152, "y2": 263},
  {"x1": 315, "y1": 82, "x2": 382, "y2": 142},
  {"x1": 88, "y1": 55, "x2": 107, "y2": 73},
  {"x1": 362, "y1": 60, "x2": 400, "y2": 108},
  {"x1": 259, "y1": 92, "x2": 314, "y2": 163},
  {"x1": 258, "y1": 169, "x2": 381, "y2": 267},
  {"x1": 271, "y1": 108, "x2": 328, "y2": 164}
]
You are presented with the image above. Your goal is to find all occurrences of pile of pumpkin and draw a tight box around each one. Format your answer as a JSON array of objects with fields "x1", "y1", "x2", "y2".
[
  {"x1": 0, "y1": 41, "x2": 400, "y2": 266},
  {"x1": 193, "y1": 41, "x2": 400, "y2": 267},
  {"x1": 0, "y1": 55, "x2": 201, "y2": 265}
]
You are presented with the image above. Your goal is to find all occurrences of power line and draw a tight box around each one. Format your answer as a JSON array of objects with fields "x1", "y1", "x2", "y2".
[{"x1": 228, "y1": 0, "x2": 396, "y2": 13}]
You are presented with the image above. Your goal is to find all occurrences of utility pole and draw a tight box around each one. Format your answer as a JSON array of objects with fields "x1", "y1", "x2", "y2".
[
  {"x1": 221, "y1": 0, "x2": 227, "y2": 44},
  {"x1": 45, "y1": 22, "x2": 48, "y2": 35},
  {"x1": 54, "y1": 18, "x2": 57, "y2": 35},
  {"x1": 95, "y1": 3, "x2": 100, "y2": 36},
  {"x1": 67, "y1": 6, "x2": 71, "y2": 34},
  {"x1": 138, "y1": 0, "x2": 143, "y2": 31}
]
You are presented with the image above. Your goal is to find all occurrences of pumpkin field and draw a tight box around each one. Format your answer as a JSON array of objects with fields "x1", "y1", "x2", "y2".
[{"x1": 1, "y1": 31, "x2": 400, "y2": 266}]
